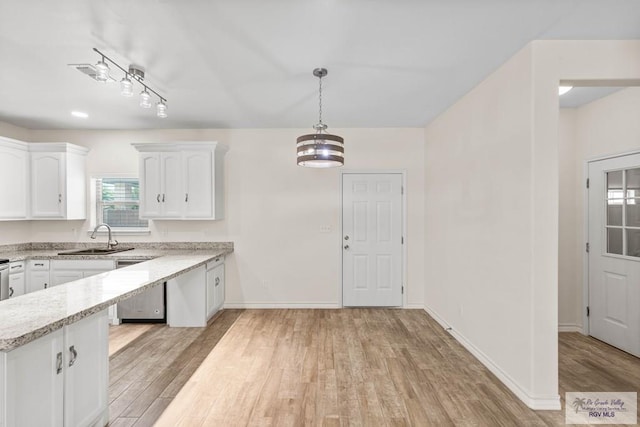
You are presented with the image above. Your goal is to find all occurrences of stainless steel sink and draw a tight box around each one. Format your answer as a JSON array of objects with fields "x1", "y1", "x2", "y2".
[{"x1": 58, "y1": 247, "x2": 135, "y2": 255}]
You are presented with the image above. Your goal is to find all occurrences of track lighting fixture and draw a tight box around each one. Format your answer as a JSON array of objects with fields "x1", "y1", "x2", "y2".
[
  {"x1": 88, "y1": 48, "x2": 168, "y2": 118},
  {"x1": 140, "y1": 89, "x2": 152, "y2": 108},
  {"x1": 120, "y1": 76, "x2": 133, "y2": 97}
]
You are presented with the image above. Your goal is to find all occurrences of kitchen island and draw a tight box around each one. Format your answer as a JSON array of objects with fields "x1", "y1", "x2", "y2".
[{"x1": 0, "y1": 243, "x2": 232, "y2": 427}]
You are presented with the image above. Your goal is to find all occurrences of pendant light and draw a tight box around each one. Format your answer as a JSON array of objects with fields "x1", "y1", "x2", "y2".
[{"x1": 297, "y1": 68, "x2": 344, "y2": 168}]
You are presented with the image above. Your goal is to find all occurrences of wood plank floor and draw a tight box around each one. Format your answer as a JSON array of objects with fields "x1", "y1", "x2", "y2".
[
  {"x1": 110, "y1": 309, "x2": 640, "y2": 426},
  {"x1": 107, "y1": 310, "x2": 244, "y2": 427}
]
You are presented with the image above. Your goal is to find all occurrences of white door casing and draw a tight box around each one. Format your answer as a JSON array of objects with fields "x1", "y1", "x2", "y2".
[
  {"x1": 588, "y1": 153, "x2": 640, "y2": 357},
  {"x1": 342, "y1": 173, "x2": 403, "y2": 307}
]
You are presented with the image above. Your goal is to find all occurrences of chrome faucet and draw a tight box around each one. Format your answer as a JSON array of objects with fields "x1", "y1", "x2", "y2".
[{"x1": 91, "y1": 223, "x2": 118, "y2": 249}]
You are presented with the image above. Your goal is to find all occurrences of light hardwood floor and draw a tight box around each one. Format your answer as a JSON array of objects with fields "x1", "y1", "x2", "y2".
[
  {"x1": 109, "y1": 324, "x2": 157, "y2": 356},
  {"x1": 110, "y1": 309, "x2": 640, "y2": 426}
]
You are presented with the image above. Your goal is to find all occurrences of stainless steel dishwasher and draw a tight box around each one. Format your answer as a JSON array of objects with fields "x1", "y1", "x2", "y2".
[{"x1": 116, "y1": 259, "x2": 166, "y2": 323}]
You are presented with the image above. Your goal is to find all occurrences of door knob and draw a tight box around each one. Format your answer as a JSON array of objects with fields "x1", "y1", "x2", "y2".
[{"x1": 344, "y1": 245, "x2": 350, "y2": 250}]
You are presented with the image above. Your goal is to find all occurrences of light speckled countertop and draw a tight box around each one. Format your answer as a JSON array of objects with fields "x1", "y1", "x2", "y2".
[{"x1": 0, "y1": 244, "x2": 232, "y2": 351}]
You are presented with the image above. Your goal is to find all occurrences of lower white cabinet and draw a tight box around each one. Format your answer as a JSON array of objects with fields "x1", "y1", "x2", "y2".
[
  {"x1": 167, "y1": 257, "x2": 225, "y2": 327},
  {"x1": 51, "y1": 260, "x2": 116, "y2": 287},
  {"x1": 27, "y1": 260, "x2": 50, "y2": 293},
  {"x1": 1, "y1": 310, "x2": 109, "y2": 427},
  {"x1": 8, "y1": 262, "x2": 25, "y2": 298},
  {"x1": 206, "y1": 259, "x2": 225, "y2": 320}
]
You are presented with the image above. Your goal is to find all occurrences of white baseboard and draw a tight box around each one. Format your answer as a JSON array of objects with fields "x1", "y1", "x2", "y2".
[
  {"x1": 424, "y1": 306, "x2": 561, "y2": 411},
  {"x1": 558, "y1": 323, "x2": 583, "y2": 333},
  {"x1": 406, "y1": 303, "x2": 425, "y2": 309},
  {"x1": 224, "y1": 302, "x2": 425, "y2": 309},
  {"x1": 223, "y1": 302, "x2": 341, "y2": 309}
]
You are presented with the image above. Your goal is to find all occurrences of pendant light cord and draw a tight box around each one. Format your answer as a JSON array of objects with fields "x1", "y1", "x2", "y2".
[{"x1": 318, "y1": 74, "x2": 323, "y2": 128}]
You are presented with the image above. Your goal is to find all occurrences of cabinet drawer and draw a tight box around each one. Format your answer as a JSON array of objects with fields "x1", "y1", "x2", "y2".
[
  {"x1": 206, "y1": 256, "x2": 225, "y2": 270},
  {"x1": 28, "y1": 260, "x2": 50, "y2": 270},
  {"x1": 9, "y1": 261, "x2": 25, "y2": 273},
  {"x1": 51, "y1": 260, "x2": 115, "y2": 271}
]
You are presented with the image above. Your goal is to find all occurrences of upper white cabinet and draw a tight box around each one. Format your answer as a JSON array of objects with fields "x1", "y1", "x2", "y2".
[
  {"x1": 30, "y1": 143, "x2": 88, "y2": 220},
  {"x1": 0, "y1": 137, "x2": 29, "y2": 219},
  {"x1": 133, "y1": 142, "x2": 227, "y2": 220}
]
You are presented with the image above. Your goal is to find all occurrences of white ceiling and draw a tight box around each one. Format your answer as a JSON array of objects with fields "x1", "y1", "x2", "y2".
[{"x1": 1, "y1": 0, "x2": 639, "y2": 130}]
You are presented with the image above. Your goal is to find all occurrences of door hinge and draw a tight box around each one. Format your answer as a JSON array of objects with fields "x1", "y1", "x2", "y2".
[
  {"x1": 586, "y1": 306, "x2": 590, "y2": 317},
  {"x1": 586, "y1": 242, "x2": 590, "y2": 253},
  {"x1": 401, "y1": 286, "x2": 404, "y2": 294},
  {"x1": 401, "y1": 236, "x2": 404, "y2": 244},
  {"x1": 401, "y1": 186, "x2": 404, "y2": 195},
  {"x1": 586, "y1": 178, "x2": 589, "y2": 189}
]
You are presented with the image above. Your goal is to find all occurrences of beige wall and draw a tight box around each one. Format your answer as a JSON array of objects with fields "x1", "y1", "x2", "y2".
[
  {"x1": 558, "y1": 87, "x2": 640, "y2": 329},
  {"x1": 1, "y1": 126, "x2": 425, "y2": 308}
]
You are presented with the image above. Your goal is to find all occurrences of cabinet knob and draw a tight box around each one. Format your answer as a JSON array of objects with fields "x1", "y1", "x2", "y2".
[
  {"x1": 9, "y1": 287, "x2": 13, "y2": 297},
  {"x1": 56, "y1": 352, "x2": 63, "y2": 375},
  {"x1": 344, "y1": 245, "x2": 350, "y2": 250},
  {"x1": 58, "y1": 194, "x2": 62, "y2": 203},
  {"x1": 185, "y1": 193, "x2": 189, "y2": 202},
  {"x1": 69, "y1": 345, "x2": 78, "y2": 367},
  {"x1": 157, "y1": 194, "x2": 161, "y2": 203},
  {"x1": 44, "y1": 283, "x2": 48, "y2": 289},
  {"x1": 215, "y1": 277, "x2": 220, "y2": 286},
  {"x1": 162, "y1": 193, "x2": 165, "y2": 202}
]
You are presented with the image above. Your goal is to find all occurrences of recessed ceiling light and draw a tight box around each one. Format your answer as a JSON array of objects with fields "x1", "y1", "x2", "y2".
[
  {"x1": 71, "y1": 111, "x2": 89, "y2": 118},
  {"x1": 558, "y1": 86, "x2": 573, "y2": 96}
]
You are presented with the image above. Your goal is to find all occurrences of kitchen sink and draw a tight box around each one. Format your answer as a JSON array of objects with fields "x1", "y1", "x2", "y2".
[{"x1": 58, "y1": 247, "x2": 135, "y2": 255}]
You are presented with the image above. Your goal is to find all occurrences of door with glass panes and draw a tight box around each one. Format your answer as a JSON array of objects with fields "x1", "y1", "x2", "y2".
[{"x1": 588, "y1": 153, "x2": 640, "y2": 357}]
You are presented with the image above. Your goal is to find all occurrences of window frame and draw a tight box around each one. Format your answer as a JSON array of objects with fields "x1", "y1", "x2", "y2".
[{"x1": 89, "y1": 174, "x2": 150, "y2": 235}]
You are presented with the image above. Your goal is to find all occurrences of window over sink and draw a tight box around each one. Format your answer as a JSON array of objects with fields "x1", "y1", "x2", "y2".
[{"x1": 91, "y1": 176, "x2": 149, "y2": 233}]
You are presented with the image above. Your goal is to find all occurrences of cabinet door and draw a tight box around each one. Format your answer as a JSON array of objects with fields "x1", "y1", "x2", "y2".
[
  {"x1": 64, "y1": 310, "x2": 109, "y2": 427},
  {"x1": 8, "y1": 273, "x2": 25, "y2": 298},
  {"x1": 161, "y1": 152, "x2": 183, "y2": 217},
  {"x1": 183, "y1": 151, "x2": 213, "y2": 218},
  {"x1": 139, "y1": 152, "x2": 162, "y2": 218},
  {"x1": 28, "y1": 270, "x2": 51, "y2": 293},
  {"x1": 0, "y1": 144, "x2": 28, "y2": 219},
  {"x1": 206, "y1": 263, "x2": 225, "y2": 319},
  {"x1": 51, "y1": 270, "x2": 83, "y2": 287},
  {"x1": 206, "y1": 267, "x2": 216, "y2": 319},
  {"x1": 4, "y1": 329, "x2": 64, "y2": 427},
  {"x1": 31, "y1": 152, "x2": 65, "y2": 218},
  {"x1": 214, "y1": 264, "x2": 225, "y2": 312}
]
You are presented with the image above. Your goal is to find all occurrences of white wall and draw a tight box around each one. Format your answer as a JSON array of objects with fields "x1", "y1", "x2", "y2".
[
  {"x1": 424, "y1": 40, "x2": 640, "y2": 410},
  {"x1": 424, "y1": 45, "x2": 544, "y2": 406},
  {"x1": 558, "y1": 87, "x2": 640, "y2": 330},
  {"x1": 558, "y1": 108, "x2": 581, "y2": 330},
  {"x1": 11, "y1": 127, "x2": 425, "y2": 308}
]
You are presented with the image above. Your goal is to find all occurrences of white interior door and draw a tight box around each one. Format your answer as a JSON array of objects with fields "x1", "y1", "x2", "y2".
[
  {"x1": 342, "y1": 173, "x2": 403, "y2": 307},
  {"x1": 588, "y1": 153, "x2": 640, "y2": 357}
]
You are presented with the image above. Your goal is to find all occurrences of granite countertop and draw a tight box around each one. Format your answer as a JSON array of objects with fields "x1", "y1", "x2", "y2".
[{"x1": 0, "y1": 243, "x2": 233, "y2": 351}]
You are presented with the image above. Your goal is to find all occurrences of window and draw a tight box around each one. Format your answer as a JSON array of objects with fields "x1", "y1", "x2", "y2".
[
  {"x1": 94, "y1": 177, "x2": 148, "y2": 230},
  {"x1": 606, "y1": 168, "x2": 640, "y2": 257}
]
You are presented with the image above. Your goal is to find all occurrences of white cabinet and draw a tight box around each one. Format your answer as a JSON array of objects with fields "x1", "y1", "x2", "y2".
[
  {"x1": 139, "y1": 151, "x2": 182, "y2": 218},
  {"x1": 8, "y1": 261, "x2": 25, "y2": 298},
  {"x1": 206, "y1": 258, "x2": 225, "y2": 320},
  {"x1": 51, "y1": 260, "x2": 116, "y2": 287},
  {"x1": 30, "y1": 143, "x2": 88, "y2": 220},
  {"x1": 183, "y1": 150, "x2": 213, "y2": 218},
  {"x1": 133, "y1": 142, "x2": 227, "y2": 220},
  {"x1": 0, "y1": 310, "x2": 109, "y2": 427},
  {"x1": 27, "y1": 260, "x2": 51, "y2": 293},
  {"x1": 0, "y1": 137, "x2": 29, "y2": 220},
  {"x1": 3, "y1": 328, "x2": 64, "y2": 427},
  {"x1": 63, "y1": 311, "x2": 109, "y2": 427}
]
